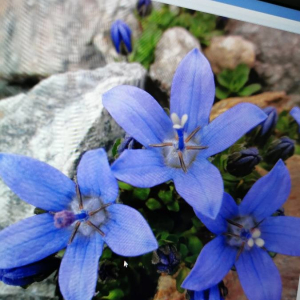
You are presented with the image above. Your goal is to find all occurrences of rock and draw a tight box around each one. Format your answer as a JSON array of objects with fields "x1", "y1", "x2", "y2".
[
  {"x1": 210, "y1": 91, "x2": 288, "y2": 121},
  {"x1": 225, "y1": 155, "x2": 300, "y2": 300},
  {"x1": 149, "y1": 27, "x2": 201, "y2": 94},
  {"x1": 0, "y1": 62, "x2": 146, "y2": 298},
  {"x1": 226, "y1": 20, "x2": 300, "y2": 95},
  {"x1": 153, "y1": 274, "x2": 187, "y2": 300},
  {"x1": 204, "y1": 36, "x2": 256, "y2": 73},
  {"x1": 0, "y1": 0, "x2": 138, "y2": 79}
]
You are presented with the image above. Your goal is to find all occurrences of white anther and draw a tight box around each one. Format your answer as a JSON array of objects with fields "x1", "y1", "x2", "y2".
[
  {"x1": 181, "y1": 114, "x2": 188, "y2": 127},
  {"x1": 247, "y1": 238, "x2": 254, "y2": 247},
  {"x1": 171, "y1": 113, "x2": 181, "y2": 126},
  {"x1": 251, "y1": 228, "x2": 261, "y2": 238},
  {"x1": 173, "y1": 124, "x2": 182, "y2": 129},
  {"x1": 255, "y1": 238, "x2": 265, "y2": 248}
]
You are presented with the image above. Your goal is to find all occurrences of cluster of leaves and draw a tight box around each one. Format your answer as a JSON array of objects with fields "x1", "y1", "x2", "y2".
[
  {"x1": 130, "y1": 5, "x2": 221, "y2": 69},
  {"x1": 215, "y1": 64, "x2": 262, "y2": 100}
]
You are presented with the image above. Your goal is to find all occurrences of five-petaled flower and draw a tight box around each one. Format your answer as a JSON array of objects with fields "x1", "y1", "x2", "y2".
[
  {"x1": 0, "y1": 149, "x2": 158, "y2": 300},
  {"x1": 103, "y1": 48, "x2": 267, "y2": 219},
  {"x1": 182, "y1": 159, "x2": 300, "y2": 300}
]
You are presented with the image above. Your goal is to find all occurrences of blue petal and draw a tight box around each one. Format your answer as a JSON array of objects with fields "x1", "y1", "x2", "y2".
[
  {"x1": 173, "y1": 157, "x2": 223, "y2": 219},
  {"x1": 119, "y1": 22, "x2": 132, "y2": 52},
  {"x1": 290, "y1": 106, "x2": 300, "y2": 128},
  {"x1": 0, "y1": 257, "x2": 60, "y2": 286},
  {"x1": 102, "y1": 204, "x2": 158, "y2": 256},
  {"x1": 0, "y1": 153, "x2": 75, "y2": 211},
  {"x1": 181, "y1": 236, "x2": 237, "y2": 291},
  {"x1": 112, "y1": 149, "x2": 172, "y2": 188},
  {"x1": 235, "y1": 246, "x2": 282, "y2": 300},
  {"x1": 195, "y1": 193, "x2": 238, "y2": 235},
  {"x1": 59, "y1": 233, "x2": 103, "y2": 300},
  {"x1": 77, "y1": 149, "x2": 118, "y2": 203},
  {"x1": 0, "y1": 214, "x2": 71, "y2": 269},
  {"x1": 260, "y1": 216, "x2": 300, "y2": 256},
  {"x1": 209, "y1": 285, "x2": 222, "y2": 300},
  {"x1": 239, "y1": 160, "x2": 291, "y2": 222},
  {"x1": 103, "y1": 85, "x2": 173, "y2": 146},
  {"x1": 111, "y1": 21, "x2": 121, "y2": 53},
  {"x1": 170, "y1": 49, "x2": 215, "y2": 133},
  {"x1": 194, "y1": 291, "x2": 205, "y2": 300},
  {"x1": 200, "y1": 104, "x2": 267, "y2": 158}
]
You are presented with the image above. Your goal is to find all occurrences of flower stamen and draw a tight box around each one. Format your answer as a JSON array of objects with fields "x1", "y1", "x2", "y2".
[
  {"x1": 186, "y1": 145, "x2": 208, "y2": 150},
  {"x1": 149, "y1": 142, "x2": 173, "y2": 148},
  {"x1": 89, "y1": 203, "x2": 112, "y2": 216},
  {"x1": 86, "y1": 220, "x2": 105, "y2": 237},
  {"x1": 226, "y1": 219, "x2": 243, "y2": 229},
  {"x1": 178, "y1": 151, "x2": 187, "y2": 173},
  {"x1": 185, "y1": 126, "x2": 201, "y2": 143},
  {"x1": 68, "y1": 221, "x2": 81, "y2": 244},
  {"x1": 75, "y1": 180, "x2": 83, "y2": 210}
]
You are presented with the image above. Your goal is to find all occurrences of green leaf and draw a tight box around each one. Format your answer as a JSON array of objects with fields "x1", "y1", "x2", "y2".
[
  {"x1": 215, "y1": 86, "x2": 230, "y2": 99},
  {"x1": 184, "y1": 254, "x2": 199, "y2": 264},
  {"x1": 167, "y1": 201, "x2": 180, "y2": 212},
  {"x1": 229, "y1": 64, "x2": 250, "y2": 92},
  {"x1": 118, "y1": 181, "x2": 133, "y2": 191},
  {"x1": 146, "y1": 198, "x2": 162, "y2": 210},
  {"x1": 191, "y1": 217, "x2": 202, "y2": 229},
  {"x1": 176, "y1": 266, "x2": 190, "y2": 293},
  {"x1": 112, "y1": 138, "x2": 121, "y2": 157},
  {"x1": 179, "y1": 243, "x2": 188, "y2": 258},
  {"x1": 238, "y1": 84, "x2": 262, "y2": 96},
  {"x1": 187, "y1": 236, "x2": 203, "y2": 254},
  {"x1": 133, "y1": 187, "x2": 150, "y2": 200},
  {"x1": 101, "y1": 247, "x2": 112, "y2": 259},
  {"x1": 102, "y1": 289, "x2": 124, "y2": 299},
  {"x1": 217, "y1": 70, "x2": 231, "y2": 89},
  {"x1": 158, "y1": 187, "x2": 173, "y2": 204}
]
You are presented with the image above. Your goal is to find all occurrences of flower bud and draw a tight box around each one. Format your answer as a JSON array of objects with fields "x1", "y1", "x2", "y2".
[
  {"x1": 0, "y1": 257, "x2": 60, "y2": 286},
  {"x1": 265, "y1": 137, "x2": 295, "y2": 164},
  {"x1": 137, "y1": 0, "x2": 153, "y2": 17},
  {"x1": 226, "y1": 148, "x2": 261, "y2": 177},
  {"x1": 260, "y1": 107, "x2": 278, "y2": 137},
  {"x1": 110, "y1": 20, "x2": 132, "y2": 55},
  {"x1": 151, "y1": 244, "x2": 180, "y2": 274},
  {"x1": 118, "y1": 134, "x2": 143, "y2": 154}
]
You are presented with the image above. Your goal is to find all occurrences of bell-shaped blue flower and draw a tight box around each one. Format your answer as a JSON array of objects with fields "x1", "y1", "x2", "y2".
[
  {"x1": 110, "y1": 20, "x2": 132, "y2": 55},
  {"x1": 290, "y1": 106, "x2": 300, "y2": 131},
  {"x1": 137, "y1": 0, "x2": 153, "y2": 17},
  {"x1": 103, "y1": 48, "x2": 267, "y2": 219},
  {"x1": 182, "y1": 160, "x2": 300, "y2": 300},
  {"x1": 0, "y1": 257, "x2": 60, "y2": 286},
  {"x1": 191, "y1": 284, "x2": 225, "y2": 300},
  {"x1": 0, "y1": 149, "x2": 158, "y2": 300}
]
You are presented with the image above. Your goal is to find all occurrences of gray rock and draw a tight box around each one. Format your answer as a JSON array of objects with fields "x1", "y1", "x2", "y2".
[
  {"x1": 149, "y1": 27, "x2": 201, "y2": 94},
  {"x1": 226, "y1": 20, "x2": 300, "y2": 94},
  {"x1": 204, "y1": 36, "x2": 256, "y2": 74},
  {"x1": 0, "y1": 0, "x2": 138, "y2": 79},
  {"x1": 0, "y1": 61, "x2": 146, "y2": 299}
]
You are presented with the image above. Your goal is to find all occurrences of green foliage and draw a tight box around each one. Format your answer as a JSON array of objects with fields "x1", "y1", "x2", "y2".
[
  {"x1": 146, "y1": 198, "x2": 162, "y2": 210},
  {"x1": 176, "y1": 266, "x2": 190, "y2": 293},
  {"x1": 131, "y1": 6, "x2": 221, "y2": 69},
  {"x1": 216, "y1": 64, "x2": 262, "y2": 100},
  {"x1": 111, "y1": 138, "x2": 121, "y2": 158},
  {"x1": 133, "y1": 187, "x2": 150, "y2": 200}
]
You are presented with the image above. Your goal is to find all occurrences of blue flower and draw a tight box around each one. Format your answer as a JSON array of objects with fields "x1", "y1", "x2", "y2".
[
  {"x1": 0, "y1": 149, "x2": 158, "y2": 300},
  {"x1": 290, "y1": 106, "x2": 300, "y2": 131},
  {"x1": 0, "y1": 256, "x2": 60, "y2": 286},
  {"x1": 182, "y1": 160, "x2": 300, "y2": 300},
  {"x1": 260, "y1": 107, "x2": 278, "y2": 137},
  {"x1": 111, "y1": 20, "x2": 132, "y2": 55},
  {"x1": 137, "y1": 0, "x2": 153, "y2": 17},
  {"x1": 103, "y1": 48, "x2": 267, "y2": 218},
  {"x1": 190, "y1": 284, "x2": 224, "y2": 300}
]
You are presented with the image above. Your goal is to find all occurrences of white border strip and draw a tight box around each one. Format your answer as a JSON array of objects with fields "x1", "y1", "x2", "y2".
[{"x1": 155, "y1": 0, "x2": 300, "y2": 34}]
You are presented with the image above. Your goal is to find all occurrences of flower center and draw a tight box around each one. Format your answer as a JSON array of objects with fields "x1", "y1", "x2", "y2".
[
  {"x1": 225, "y1": 216, "x2": 265, "y2": 256},
  {"x1": 53, "y1": 182, "x2": 111, "y2": 244},
  {"x1": 149, "y1": 113, "x2": 208, "y2": 172}
]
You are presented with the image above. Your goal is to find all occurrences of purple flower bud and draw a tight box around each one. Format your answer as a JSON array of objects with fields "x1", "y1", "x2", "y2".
[
  {"x1": 110, "y1": 20, "x2": 132, "y2": 55},
  {"x1": 227, "y1": 147, "x2": 262, "y2": 177},
  {"x1": 137, "y1": 0, "x2": 153, "y2": 17},
  {"x1": 152, "y1": 244, "x2": 180, "y2": 274},
  {"x1": 260, "y1": 107, "x2": 278, "y2": 137},
  {"x1": 118, "y1": 134, "x2": 143, "y2": 154},
  {"x1": 265, "y1": 136, "x2": 295, "y2": 164},
  {"x1": 0, "y1": 257, "x2": 60, "y2": 286}
]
